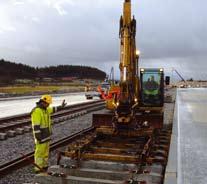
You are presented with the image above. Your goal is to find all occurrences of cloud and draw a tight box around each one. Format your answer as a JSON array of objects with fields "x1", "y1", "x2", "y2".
[
  {"x1": 31, "y1": 17, "x2": 40, "y2": 23},
  {"x1": 54, "y1": 3, "x2": 67, "y2": 15},
  {"x1": 0, "y1": 0, "x2": 207, "y2": 80},
  {"x1": 0, "y1": 25, "x2": 16, "y2": 32},
  {"x1": 12, "y1": 0, "x2": 25, "y2": 5},
  {"x1": 24, "y1": 45, "x2": 41, "y2": 53},
  {"x1": 43, "y1": 0, "x2": 75, "y2": 16}
]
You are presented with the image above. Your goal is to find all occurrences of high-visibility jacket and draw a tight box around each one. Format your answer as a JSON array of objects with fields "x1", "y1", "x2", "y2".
[{"x1": 31, "y1": 106, "x2": 54, "y2": 143}]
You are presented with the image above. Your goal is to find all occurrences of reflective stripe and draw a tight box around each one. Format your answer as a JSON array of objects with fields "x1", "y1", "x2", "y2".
[
  {"x1": 41, "y1": 137, "x2": 50, "y2": 142},
  {"x1": 34, "y1": 130, "x2": 41, "y2": 133}
]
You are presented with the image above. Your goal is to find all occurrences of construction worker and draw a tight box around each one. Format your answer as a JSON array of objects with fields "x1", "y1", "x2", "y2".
[
  {"x1": 31, "y1": 95, "x2": 67, "y2": 173},
  {"x1": 144, "y1": 76, "x2": 159, "y2": 91}
]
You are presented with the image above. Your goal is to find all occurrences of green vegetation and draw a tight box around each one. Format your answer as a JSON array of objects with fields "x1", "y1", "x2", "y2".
[{"x1": 0, "y1": 85, "x2": 85, "y2": 95}]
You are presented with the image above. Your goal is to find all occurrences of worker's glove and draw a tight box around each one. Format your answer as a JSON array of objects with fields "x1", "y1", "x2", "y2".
[
  {"x1": 40, "y1": 138, "x2": 51, "y2": 144},
  {"x1": 56, "y1": 100, "x2": 67, "y2": 111},
  {"x1": 61, "y1": 99, "x2": 67, "y2": 108}
]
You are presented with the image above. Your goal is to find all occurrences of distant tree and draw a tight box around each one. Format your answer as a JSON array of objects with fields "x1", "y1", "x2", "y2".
[{"x1": 0, "y1": 59, "x2": 106, "y2": 84}]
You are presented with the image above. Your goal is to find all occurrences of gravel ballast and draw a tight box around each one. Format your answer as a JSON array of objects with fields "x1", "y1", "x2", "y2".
[{"x1": 0, "y1": 109, "x2": 101, "y2": 184}]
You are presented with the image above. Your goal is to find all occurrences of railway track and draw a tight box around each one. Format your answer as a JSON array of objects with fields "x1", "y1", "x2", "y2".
[
  {"x1": 34, "y1": 127, "x2": 172, "y2": 184},
  {"x1": 0, "y1": 100, "x2": 104, "y2": 140},
  {"x1": 0, "y1": 127, "x2": 94, "y2": 178},
  {"x1": 0, "y1": 124, "x2": 171, "y2": 183}
]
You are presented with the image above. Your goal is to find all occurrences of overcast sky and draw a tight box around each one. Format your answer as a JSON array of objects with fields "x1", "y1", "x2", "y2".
[{"x1": 0, "y1": 0, "x2": 207, "y2": 80}]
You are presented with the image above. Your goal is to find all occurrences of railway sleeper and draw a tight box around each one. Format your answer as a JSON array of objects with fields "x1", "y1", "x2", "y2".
[
  {"x1": 16, "y1": 127, "x2": 24, "y2": 135},
  {"x1": 34, "y1": 135, "x2": 166, "y2": 183},
  {"x1": 23, "y1": 125, "x2": 32, "y2": 132},
  {"x1": 34, "y1": 162, "x2": 164, "y2": 184},
  {"x1": 7, "y1": 130, "x2": 16, "y2": 137},
  {"x1": 0, "y1": 132, "x2": 7, "y2": 140}
]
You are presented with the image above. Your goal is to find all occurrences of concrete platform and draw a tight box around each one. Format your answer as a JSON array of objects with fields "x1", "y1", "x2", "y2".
[{"x1": 165, "y1": 88, "x2": 207, "y2": 184}]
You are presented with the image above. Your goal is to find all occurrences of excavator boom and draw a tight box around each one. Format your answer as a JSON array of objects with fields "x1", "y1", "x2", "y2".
[{"x1": 119, "y1": 0, "x2": 139, "y2": 106}]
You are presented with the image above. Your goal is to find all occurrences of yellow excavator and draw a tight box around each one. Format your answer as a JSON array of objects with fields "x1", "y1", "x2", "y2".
[{"x1": 93, "y1": 0, "x2": 164, "y2": 133}]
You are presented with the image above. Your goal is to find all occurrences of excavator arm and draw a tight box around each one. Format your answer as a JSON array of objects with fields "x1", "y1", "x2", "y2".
[{"x1": 116, "y1": 0, "x2": 140, "y2": 123}]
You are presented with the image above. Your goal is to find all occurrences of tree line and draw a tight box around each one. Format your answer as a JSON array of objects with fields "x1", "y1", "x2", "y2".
[{"x1": 0, "y1": 59, "x2": 106, "y2": 84}]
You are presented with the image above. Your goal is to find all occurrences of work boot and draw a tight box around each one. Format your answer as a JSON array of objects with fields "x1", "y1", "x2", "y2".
[
  {"x1": 33, "y1": 167, "x2": 47, "y2": 174},
  {"x1": 34, "y1": 170, "x2": 41, "y2": 174},
  {"x1": 34, "y1": 168, "x2": 41, "y2": 174}
]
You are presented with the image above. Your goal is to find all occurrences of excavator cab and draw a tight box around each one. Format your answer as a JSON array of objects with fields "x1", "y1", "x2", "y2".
[{"x1": 140, "y1": 68, "x2": 164, "y2": 107}]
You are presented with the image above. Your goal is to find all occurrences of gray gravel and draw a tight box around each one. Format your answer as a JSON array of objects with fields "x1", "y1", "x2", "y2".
[
  {"x1": 164, "y1": 88, "x2": 176, "y2": 125},
  {"x1": 0, "y1": 109, "x2": 105, "y2": 184},
  {"x1": 164, "y1": 103, "x2": 175, "y2": 125},
  {"x1": 0, "y1": 89, "x2": 176, "y2": 183}
]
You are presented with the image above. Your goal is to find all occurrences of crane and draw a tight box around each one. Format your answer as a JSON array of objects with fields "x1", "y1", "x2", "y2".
[
  {"x1": 172, "y1": 68, "x2": 186, "y2": 82},
  {"x1": 109, "y1": 67, "x2": 115, "y2": 85}
]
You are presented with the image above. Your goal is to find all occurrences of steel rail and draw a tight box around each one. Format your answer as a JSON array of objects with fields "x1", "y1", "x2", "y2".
[
  {"x1": 0, "y1": 127, "x2": 95, "y2": 178},
  {"x1": 0, "y1": 100, "x2": 104, "y2": 132},
  {"x1": 0, "y1": 100, "x2": 103, "y2": 124}
]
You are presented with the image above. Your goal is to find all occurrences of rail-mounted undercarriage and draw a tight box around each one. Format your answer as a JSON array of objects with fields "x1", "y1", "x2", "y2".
[
  {"x1": 34, "y1": 105, "x2": 170, "y2": 184},
  {"x1": 34, "y1": 120, "x2": 171, "y2": 184}
]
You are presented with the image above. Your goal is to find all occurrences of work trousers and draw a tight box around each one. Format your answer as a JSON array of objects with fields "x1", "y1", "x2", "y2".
[{"x1": 34, "y1": 141, "x2": 50, "y2": 172}]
